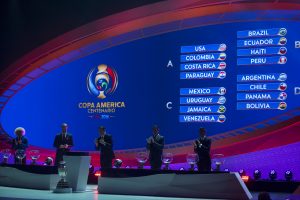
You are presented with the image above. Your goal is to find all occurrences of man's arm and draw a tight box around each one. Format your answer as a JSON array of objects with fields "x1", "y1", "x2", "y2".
[
  {"x1": 199, "y1": 139, "x2": 211, "y2": 153},
  {"x1": 193, "y1": 140, "x2": 199, "y2": 153},
  {"x1": 95, "y1": 138, "x2": 100, "y2": 150},
  {"x1": 146, "y1": 137, "x2": 152, "y2": 150},
  {"x1": 68, "y1": 135, "x2": 74, "y2": 147},
  {"x1": 20, "y1": 138, "x2": 28, "y2": 149},
  {"x1": 102, "y1": 135, "x2": 113, "y2": 150},
  {"x1": 153, "y1": 136, "x2": 164, "y2": 150},
  {"x1": 12, "y1": 138, "x2": 29, "y2": 150}
]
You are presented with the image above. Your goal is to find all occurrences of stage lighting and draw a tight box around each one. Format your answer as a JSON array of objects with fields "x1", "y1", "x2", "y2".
[
  {"x1": 224, "y1": 168, "x2": 229, "y2": 172},
  {"x1": 89, "y1": 164, "x2": 94, "y2": 174},
  {"x1": 285, "y1": 170, "x2": 293, "y2": 181},
  {"x1": 125, "y1": 166, "x2": 130, "y2": 169},
  {"x1": 269, "y1": 170, "x2": 277, "y2": 181},
  {"x1": 44, "y1": 157, "x2": 53, "y2": 166},
  {"x1": 253, "y1": 169, "x2": 261, "y2": 180},
  {"x1": 241, "y1": 175, "x2": 249, "y2": 183},
  {"x1": 239, "y1": 169, "x2": 246, "y2": 176},
  {"x1": 179, "y1": 167, "x2": 185, "y2": 171},
  {"x1": 114, "y1": 159, "x2": 122, "y2": 168},
  {"x1": 94, "y1": 171, "x2": 101, "y2": 177}
]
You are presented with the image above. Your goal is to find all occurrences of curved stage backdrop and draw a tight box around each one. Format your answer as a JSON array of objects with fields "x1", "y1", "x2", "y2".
[{"x1": 0, "y1": 0, "x2": 300, "y2": 179}]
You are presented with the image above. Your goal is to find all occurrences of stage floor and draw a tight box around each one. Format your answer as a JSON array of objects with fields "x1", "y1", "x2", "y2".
[{"x1": 0, "y1": 185, "x2": 291, "y2": 200}]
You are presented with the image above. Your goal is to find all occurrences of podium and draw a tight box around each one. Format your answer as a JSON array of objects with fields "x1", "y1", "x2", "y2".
[
  {"x1": 63, "y1": 152, "x2": 90, "y2": 192},
  {"x1": 0, "y1": 164, "x2": 59, "y2": 190},
  {"x1": 98, "y1": 169, "x2": 252, "y2": 200}
]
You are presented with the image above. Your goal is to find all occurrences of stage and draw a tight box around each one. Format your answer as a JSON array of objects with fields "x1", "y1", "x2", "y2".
[
  {"x1": 1, "y1": 162, "x2": 299, "y2": 200},
  {"x1": 0, "y1": 185, "x2": 293, "y2": 200}
]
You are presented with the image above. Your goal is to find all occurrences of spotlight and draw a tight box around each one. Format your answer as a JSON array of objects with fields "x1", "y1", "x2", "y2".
[
  {"x1": 113, "y1": 159, "x2": 122, "y2": 168},
  {"x1": 285, "y1": 170, "x2": 293, "y2": 181},
  {"x1": 179, "y1": 167, "x2": 185, "y2": 171},
  {"x1": 269, "y1": 170, "x2": 277, "y2": 181},
  {"x1": 239, "y1": 169, "x2": 246, "y2": 176},
  {"x1": 224, "y1": 168, "x2": 229, "y2": 172},
  {"x1": 94, "y1": 171, "x2": 101, "y2": 177},
  {"x1": 89, "y1": 164, "x2": 94, "y2": 174},
  {"x1": 253, "y1": 169, "x2": 261, "y2": 180},
  {"x1": 43, "y1": 157, "x2": 53, "y2": 166},
  {"x1": 241, "y1": 175, "x2": 250, "y2": 183},
  {"x1": 125, "y1": 166, "x2": 130, "y2": 169}
]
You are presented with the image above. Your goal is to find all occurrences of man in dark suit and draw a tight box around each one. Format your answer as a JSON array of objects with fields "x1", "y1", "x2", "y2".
[
  {"x1": 194, "y1": 127, "x2": 211, "y2": 172},
  {"x1": 146, "y1": 125, "x2": 164, "y2": 170},
  {"x1": 94, "y1": 126, "x2": 115, "y2": 169},
  {"x1": 12, "y1": 127, "x2": 28, "y2": 164},
  {"x1": 53, "y1": 123, "x2": 73, "y2": 165}
]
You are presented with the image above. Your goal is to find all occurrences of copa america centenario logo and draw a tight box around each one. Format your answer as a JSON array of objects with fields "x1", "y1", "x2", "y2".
[{"x1": 86, "y1": 64, "x2": 118, "y2": 99}]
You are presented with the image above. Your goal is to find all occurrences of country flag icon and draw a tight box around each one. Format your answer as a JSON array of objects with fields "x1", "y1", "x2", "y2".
[
  {"x1": 218, "y1": 71, "x2": 226, "y2": 79},
  {"x1": 278, "y1": 56, "x2": 287, "y2": 64},
  {"x1": 278, "y1": 92, "x2": 287, "y2": 100},
  {"x1": 278, "y1": 82, "x2": 287, "y2": 91},
  {"x1": 296, "y1": 41, "x2": 300, "y2": 48},
  {"x1": 279, "y1": 37, "x2": 287, "y2": 45},
  {"x1": 217, "y1": 96, "x2": 226, "y2": 104},
  {"x1": 279, "y1": 28, "x2": 287, "y2": 36},
  {"x1": 218, "y1": 44, "x2": 227, "y2": 51},
  {"x1": 278, "y1": 102, "x2": 287, "y2": 110},
  {"x1": 218, "y1": 62, "x2": 226, "y2": 70},
  {"x1": 217, "y1": 115, "x2": 226, "y2": 123},
  {"x1": 218, "y1": 53, "x2": 226, "y2": 60},
  {"x1": 218, "y1": 87, "x2": 226, "y2": 95},
  {"x1": 278, "y1": 73, "x2": 287, "y2": 81},
  {"x1": 218, "y1": 105, "x2": 226, "y2": 113},
  {"x1": 278, "y1": 47, "x2": 287, "y2": 55}
]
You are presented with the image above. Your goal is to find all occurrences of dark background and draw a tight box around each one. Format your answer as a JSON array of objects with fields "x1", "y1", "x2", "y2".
[{"x1": 0, "y1": 0, "x2": 163, "y2": 73}]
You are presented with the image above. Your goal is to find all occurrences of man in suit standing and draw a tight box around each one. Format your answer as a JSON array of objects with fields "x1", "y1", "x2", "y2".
[
  {"x1": 194, "y1": 127, "x2": 211, "y2": 172},
  {"x1": 94, "y1": 126, "x2": 115, "y2": 169},
  {"x1": 146, "y1": 125, "x2": 164, "y2": 170},
  {"x1": 53, "y1": 123, "x2": 73, "y2": 165},
  {"x1": 12, "y1": 127, "x2": 28, "y2": 164}
]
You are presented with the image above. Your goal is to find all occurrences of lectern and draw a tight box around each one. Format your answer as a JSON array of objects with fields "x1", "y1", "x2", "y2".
[{"x1": 63, "y1": 152, "x2": 90, "y2": 192}]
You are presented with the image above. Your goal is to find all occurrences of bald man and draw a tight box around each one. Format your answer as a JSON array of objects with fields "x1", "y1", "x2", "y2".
[{"x1": 53, "y1": 123, "x2": 73, "y2": 165}]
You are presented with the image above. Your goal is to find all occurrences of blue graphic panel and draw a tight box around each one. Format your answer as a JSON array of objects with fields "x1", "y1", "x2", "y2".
[{"x1": 1, "y1": 19, "x2": 300, "y2": 151}]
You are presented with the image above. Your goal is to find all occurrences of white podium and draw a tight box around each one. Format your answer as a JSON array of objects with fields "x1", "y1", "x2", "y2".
[
  {"x1": 98, "y1": 170, "x2": 252, "y2": 200},
  {"x1": 63, "y1": 152, "x2": 90, "y2": 192},
  {"x1": 0, "y1": 165, "x2": 59, "y2": 190}
]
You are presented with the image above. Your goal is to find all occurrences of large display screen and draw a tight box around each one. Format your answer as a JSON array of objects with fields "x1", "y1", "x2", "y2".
[{"x1": 1, "y1": 21, "x2": 300, "y2": 151}]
